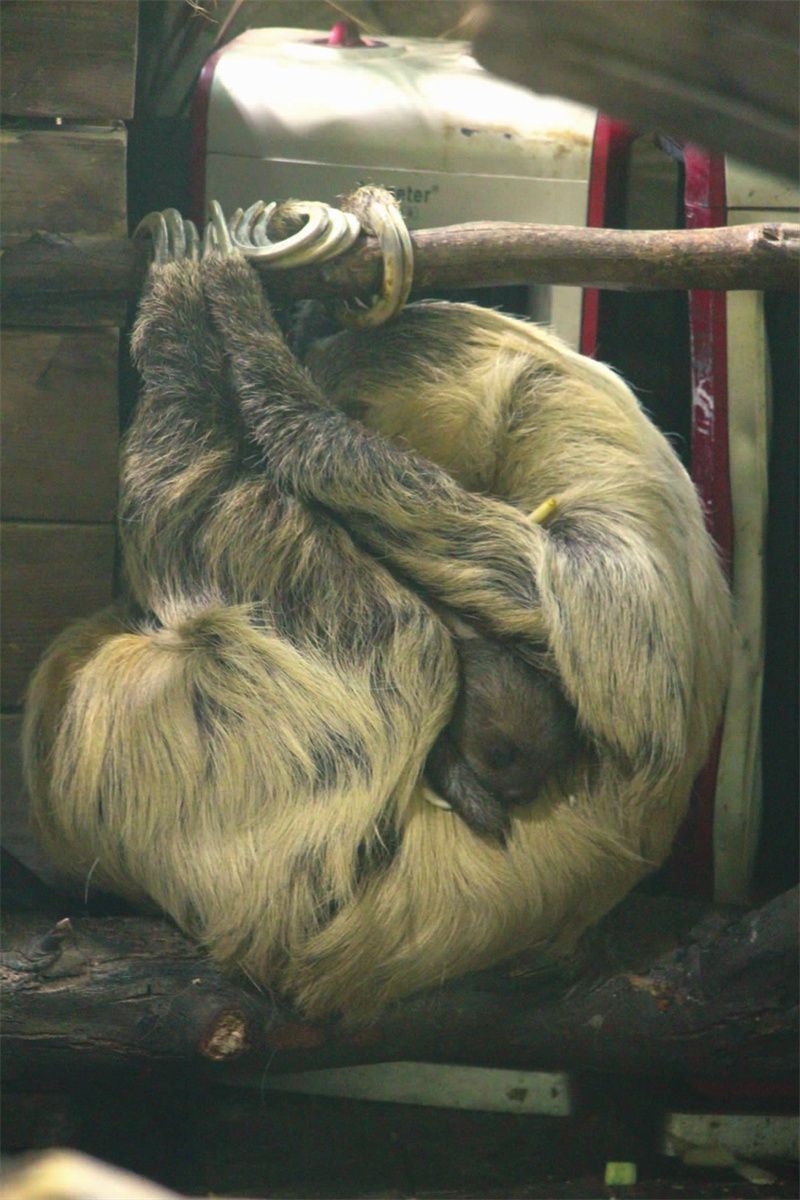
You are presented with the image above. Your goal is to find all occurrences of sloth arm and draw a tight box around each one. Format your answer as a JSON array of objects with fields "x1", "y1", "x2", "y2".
[
  {"x1": 123, "y1": 257, "x2": 436, "y2": 648},
  {"x1": 200, "y1": 256, "x2": 724, "y2": 779},
  {"x1": 201, "y1": 255, "x2": 549, "y2": 650}
]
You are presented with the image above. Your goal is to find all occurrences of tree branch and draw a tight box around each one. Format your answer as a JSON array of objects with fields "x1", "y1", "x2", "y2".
[
  {"x1": 2, "y1": 221, "x2": 797, "y2": 324},
  {"x1": 2, "y1": 888, "x2": 796, "y2": 1086}
]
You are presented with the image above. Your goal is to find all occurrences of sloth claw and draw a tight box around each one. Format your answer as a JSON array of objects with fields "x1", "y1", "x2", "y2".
[
  {"x1": 135, "y1": 210, "x2": 201, "y2": 265},
  {"x1": 202, "y1": 200, "x2": 237, "y2": 259}
]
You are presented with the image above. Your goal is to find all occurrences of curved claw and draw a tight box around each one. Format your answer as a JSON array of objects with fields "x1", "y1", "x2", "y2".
[
  {"x1": 245, "y1": 201, "x2": 277, "y2": 249},
  {"x1": 162, "y1": 209, "x2": 186, "y2": 260},
  {"x1": 133, "y1": 212, "x2": 169, "y2": 265},
  {"x1": 338, "y1": 194, "x2": 413, "y2": 328},
  {"x1": 208, "y1": 200, "x2": 234, "y2": 256},
  {"x1": 133, "y1": 210, "x2": 202, "y2": 266},
  {"x1": 228, "y1": 205, "x2": 248, "y2": 245},
  {"x1": 229, "y1": 200, "x2": 266, "y2": 248},
  {"x1": 231, "y1": 199, "x2": 327, "y2": 262},
  {"x1": 299, "y1": 207, "x2": 361, "y2": 266},
  {"x1": 184, "y1": 219, "x2": 200, "y2": 262},
  {"x1": 200, "y1": 201, "x2": 237, "y2": 259},
  {"x1": 230, "y1": 200, "x2": 270, "y2": 252},
  {"x1": 202, "y1": 217, "x2": 218, "y2": 258}
]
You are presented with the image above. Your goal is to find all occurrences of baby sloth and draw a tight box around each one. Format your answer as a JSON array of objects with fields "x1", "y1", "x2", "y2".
[{"x1": 426, "y1": 634, "x2": 581, "y2": 839}]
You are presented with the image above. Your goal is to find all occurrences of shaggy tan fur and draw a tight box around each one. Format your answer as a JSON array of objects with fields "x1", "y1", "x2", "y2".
[{"x1": 23, "y1": 249, "x2": 731, "y2": 1021}]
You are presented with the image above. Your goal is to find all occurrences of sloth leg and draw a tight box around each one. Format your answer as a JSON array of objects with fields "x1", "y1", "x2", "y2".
[
  {"x1": 26, "y1": 230, "x2": 458, "y2": 933},
  {"x1": 121, "y1": 236, "x2": 243, "y2": 608},
  {"x1": 199, "y1": 255, "x2": 549, "y2": 651},
  {"x1": 125, "y1": 243, "x2": 451, "y2": 672},
  {"x1": 123, "y1": 232, "x2": 455, "y2": 733}
]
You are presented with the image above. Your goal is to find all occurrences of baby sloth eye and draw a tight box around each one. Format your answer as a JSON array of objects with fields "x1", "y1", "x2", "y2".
[{"x1": 485, "y1": 741, "x2": 519, "y2": 771}]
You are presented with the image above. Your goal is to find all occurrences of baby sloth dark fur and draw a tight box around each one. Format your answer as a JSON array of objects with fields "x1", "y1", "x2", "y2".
[{"x1": 426, "y1": 638, "x2": 580, "y2": 838}]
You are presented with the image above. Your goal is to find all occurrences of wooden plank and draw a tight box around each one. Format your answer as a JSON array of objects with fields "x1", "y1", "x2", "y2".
[
  {"x1": 1, "y1": 2, "x2": 138, "y2": 120},
  {"x1": 1, "y1": 330, "x2": 119, "y2": 522},
  {"x1": 472, "y1": 1, "x2": 799, "y2": 180},
  {"x1": 0, "y1": 297, "x2": 128, "y2": 328},
  {"x1": 1, "y1": 523, "x2": 115, "y2": 710},
  {"x1": 0, "y1": 126, "x2": 127, "y2": 241},
  {"x1": 0, "y1": 233, "x2": 141, "y2": 327}
]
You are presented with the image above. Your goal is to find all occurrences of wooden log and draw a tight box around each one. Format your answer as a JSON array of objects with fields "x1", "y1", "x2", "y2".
[
  {"x1": 0, "y1": 523, "x2": 115, "y2": 710},
  {"x1": 1, "y1": 889, "x2": 795, "y2": 1084},
  {"x1": 0, "y1": 2, "x2": 139, "y2": 121},
  {"x1": 0, "y1": 222, "x2": 797, "y2": 327},
  {"x1": 1, "y1": 330, "x2": 119, "y2": 522},
  {"x1": 471, "y1": 1, "x2": 799, "y2": 181}
]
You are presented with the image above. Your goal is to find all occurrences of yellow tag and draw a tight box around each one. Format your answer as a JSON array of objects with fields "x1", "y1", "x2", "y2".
[{"x1": 529, "y1": 496, "x2": 558, "y2": 525}]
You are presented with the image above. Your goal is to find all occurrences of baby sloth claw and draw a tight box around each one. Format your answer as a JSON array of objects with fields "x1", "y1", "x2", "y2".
[{"x1": 23, "y1": 200, "x2": 731, "y2": 1022}]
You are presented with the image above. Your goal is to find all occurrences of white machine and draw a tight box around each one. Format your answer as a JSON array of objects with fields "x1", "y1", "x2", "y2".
[
  {"x1": 192, "y1": 25, "x2": 799, "y2": 903},
  {"x1": 191, "y1": 25, "x2": 597, "y2": 348}
]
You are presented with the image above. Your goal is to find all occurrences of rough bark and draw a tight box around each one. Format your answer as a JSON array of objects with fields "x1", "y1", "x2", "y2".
[
  {"x1": 2, "y1": 888, "x2": 796, "y2": 1086},
  {"x1": 1, "y1": 222, "x2": 797, "y2": 325}
]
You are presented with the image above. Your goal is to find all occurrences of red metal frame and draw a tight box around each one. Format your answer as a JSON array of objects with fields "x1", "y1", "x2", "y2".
[
  {"x1": 580, "y1": 115, "x2": 637, "y2": 357},
  {"x1": 670, "y1": 146, "x2": 733, "y2": 898},
  {"x1": 581, "y1": 125, "x2": 733, "y2": 898}
]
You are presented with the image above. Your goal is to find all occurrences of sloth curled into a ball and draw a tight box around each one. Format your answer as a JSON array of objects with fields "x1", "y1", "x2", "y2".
[{"x1": 23, "y1": 209, "x2": 731, "y2": 1021}]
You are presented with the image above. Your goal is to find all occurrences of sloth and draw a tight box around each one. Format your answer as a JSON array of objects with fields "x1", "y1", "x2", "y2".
[
  {"x1": 23, "y1": 212, "x2": 731, "y2": 1022},
  {"x1": 424, "y1": 633, "x2": 581, "y2": 837}
]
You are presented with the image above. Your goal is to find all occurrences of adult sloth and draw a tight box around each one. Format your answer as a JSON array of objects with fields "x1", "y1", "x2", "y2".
[{"x1": 23, "y1": 209, "x2": 730, "y2": 1021}]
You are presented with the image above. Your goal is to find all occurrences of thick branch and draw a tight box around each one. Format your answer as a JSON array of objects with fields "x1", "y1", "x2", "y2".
[
  {"x1": 2, "y1": 888, "x2": 795, "y2": 1085},
  {"x1": 311, "y1": 221, "x2": 800, "y2": 296},
  {"x1": 1, "y1": 221, "x2": 797, "y2": 325}
]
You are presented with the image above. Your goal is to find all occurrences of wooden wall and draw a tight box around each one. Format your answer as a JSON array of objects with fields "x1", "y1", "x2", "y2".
[{"x1": 0, "y1": 1, "x2": 138, "y2": 869}]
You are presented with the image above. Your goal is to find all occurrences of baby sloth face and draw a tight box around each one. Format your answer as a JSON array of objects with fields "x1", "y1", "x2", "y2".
[
  {"x1": 461, "y1": 639, "x2": 579, "y2": 799},
  {"x1": 425, "y1": 637, "x2": 581, "y2": 840}
]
